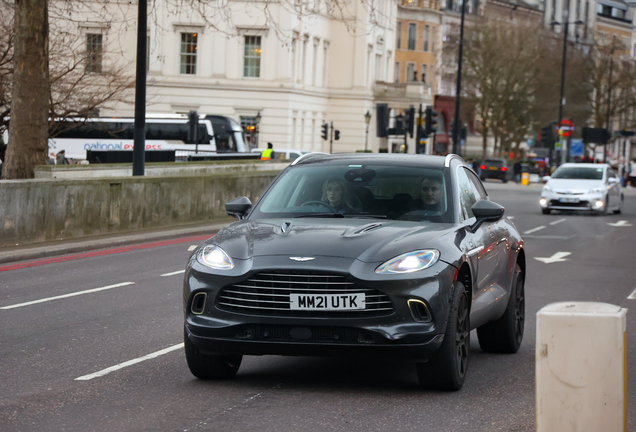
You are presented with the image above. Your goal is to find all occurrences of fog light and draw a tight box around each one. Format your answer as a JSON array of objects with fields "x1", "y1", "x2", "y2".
[
  {"x1": 595, "y1": 200, "x2": 604, "y2": 208},
  {"x1": 540, "y1": 198, "x2": 547, "y2": 206}
]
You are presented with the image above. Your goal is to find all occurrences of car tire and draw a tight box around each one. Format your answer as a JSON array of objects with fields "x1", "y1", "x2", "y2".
[
  {"x1": 477, "y1": 263, "x2": 525, "y2": 354},
  {"x1": 541, "y1": 208, "x2": 550, "y2": 215},
  {"x1": 416, "y1": 282, "x2": 469, "y2": 391},
  {"x1": 614, "y1": 194, "x2": 623, "y2": 214},
  {"x1": 184, "y1": 327, "x2": 242, "y2": 379}
]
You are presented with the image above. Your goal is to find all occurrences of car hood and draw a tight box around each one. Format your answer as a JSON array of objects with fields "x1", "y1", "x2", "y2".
[
  {"x1": 547, "y1": 179, "x2": 604, "y2": 193},
  {"x1": 207, "y1": 218, "x2": 456, "y2": 262}
]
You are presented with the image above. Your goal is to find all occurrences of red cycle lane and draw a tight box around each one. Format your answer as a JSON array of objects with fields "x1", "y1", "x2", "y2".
[{"x1": 0, "y1": 234, "x2": 212, "y2": 273}]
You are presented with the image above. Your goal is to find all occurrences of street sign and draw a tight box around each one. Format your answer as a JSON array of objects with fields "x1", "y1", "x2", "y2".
[
  {"x1": 527, "y1": 138, "x2": 533, "y2": 147},
  {"x1": 559, "y1": 119, "x2": 574, "y2": 137},
  {"x1": 570, "y1": 138, "x2": 584, "y2": 157}
]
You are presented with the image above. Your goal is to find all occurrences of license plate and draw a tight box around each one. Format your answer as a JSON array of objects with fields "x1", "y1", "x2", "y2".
[
  {"x1": 289, "y1": 293, "x2": 365, "y2": 310},
  {"x1": 559, "y1": 197, "x2": 579, "y2": 203},
  {"x1": 488, "y1": 166, "x2": 498, "y2": 170}
]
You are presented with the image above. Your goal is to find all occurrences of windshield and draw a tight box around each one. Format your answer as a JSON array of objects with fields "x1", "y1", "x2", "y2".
[
  {"x1": 485, "y1": 159, "x2": 505, "y2": 167},
  {"x1": 552, "y1": 167, "x2": 604, "y2": 180},
  {"x1": 251, "y1": 163, "x2": 453, "y2": 222}
]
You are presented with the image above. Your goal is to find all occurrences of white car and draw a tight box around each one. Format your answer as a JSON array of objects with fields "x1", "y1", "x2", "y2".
[{"x1": 540, "y1": 163, "x2": 623, "y2": 215}]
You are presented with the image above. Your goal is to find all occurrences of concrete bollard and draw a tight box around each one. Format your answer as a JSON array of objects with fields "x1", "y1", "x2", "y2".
[{"x1": 536, "y1": 302, "x2": 627, "y2": 432}]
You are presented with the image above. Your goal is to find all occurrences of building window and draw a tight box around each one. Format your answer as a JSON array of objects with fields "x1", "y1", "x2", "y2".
[
  {"x1": 180, "y1": 33, "x2": 197, "y2": 75},
  {"x1": 432, "y1": 26, "x2": 436, "y2": 52},
  {"x1": 408, "y1": 23, "x2": 417, "y2": 50},
  {"x1": 394, "y1": 62, "x2": 400, "y2": 83},
  {"x1": 86, "y1": 33, "x2": 103, "y2": 73},
  {"x1": 421, "y1": 64, "x2": 427, "y2": 84},
  {"x1": 406, "y1": 62, "x2": 416, "y2": 82},
  {"x1": 423, "y1": 25, "x2": 429, "y2": 51},
  {"x1": 240, "y1": 116, "x2": 258, "y2": 149},
  {"x1": 244, "y1": 35, "x2": 262, "y2": 78},
  {"x1": 397, "y1": 22, "x2": 402, "y2": 49}
]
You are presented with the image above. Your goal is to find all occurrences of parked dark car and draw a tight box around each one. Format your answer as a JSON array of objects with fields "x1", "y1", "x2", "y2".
[
  {"x1": 183, "y1": 154, "x2": 526, "y2": 391},
  {"x1": 480, "y1": 158, "x2": 509, "y2": 182}
]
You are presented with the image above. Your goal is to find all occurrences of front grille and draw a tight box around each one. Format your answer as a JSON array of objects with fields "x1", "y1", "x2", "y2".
[
  {"x1": 216, "y1": 272, "x2": 394, "y2": 318},
  {"x1": 549, "y1": 200, "x2": 590, "y2": 208}
]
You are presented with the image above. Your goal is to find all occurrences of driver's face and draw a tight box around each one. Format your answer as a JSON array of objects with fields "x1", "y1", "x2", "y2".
[
  {"x1": 420, "y1": 179, "x2": 442, "y2": 206},
  {"x1": 326, "y1": 181, "x2": 344, "y2": 206}
]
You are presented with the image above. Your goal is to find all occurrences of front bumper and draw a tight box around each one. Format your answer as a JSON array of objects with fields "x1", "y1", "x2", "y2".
[
  {"x1": 183, "y1": 255, "x2": 456, "y2": 360},
  {"x1": 540, "y1": 191, "x2": 606, "y2": 212}
]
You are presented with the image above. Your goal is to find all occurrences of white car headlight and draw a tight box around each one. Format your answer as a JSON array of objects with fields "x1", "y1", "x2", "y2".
[
  {"x1": 588, "y1": 186, "x2": 605, "y2": 194},
  {"x1": 375, "y1": 250, "x2": 440, "y2": 274},
  {"x1": 197, "y1": 245, "x2": 234, "y2": 270}
]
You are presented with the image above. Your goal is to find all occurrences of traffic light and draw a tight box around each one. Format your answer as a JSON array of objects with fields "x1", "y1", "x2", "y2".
[
  {"x1": 188, "y1": 110, "x2": 199, "y2": 143},
  {"x1": 540, "y1": 125, "x2": 554, "y2": 148},
  {"x1": 376, "y1": 103, "x2": 389, "y2": 137},
  {"x1": 334, "y1": 130, "x2": 340, "y2": 140},
  {"x1": 395, "y1": 115, "x2": 405, "y2": 136},
  {"x1": 424, "y1": 106, "x2": 438, "y2": 136},
  {"x1": 321, "y1": 123, "x2": 329, "y2": 140},
  {"x1": 406, "y1": 106, "x2": 415, "y2": 138}
]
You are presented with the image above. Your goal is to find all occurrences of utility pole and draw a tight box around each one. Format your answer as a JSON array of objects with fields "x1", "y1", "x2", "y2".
[
  {"x1": 605, "y1": 35, "x2": 617, "y2": 164},
  {"x1": 452, "y1": 0, "x2": 467, "y2": 155},
  {"x1": 329, "y1": 121, "x2": 334, "y2": 154},
  {"x1": 556, "y1": 0, "x2": 570, "y2": 167},
  {"x1": 132, "y1": 0, "x2": 147, "y2": 176}
]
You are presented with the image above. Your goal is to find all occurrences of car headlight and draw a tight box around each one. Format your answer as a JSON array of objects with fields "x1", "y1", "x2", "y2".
[
  {"x1": 588, "y1": 186, "x2": 605, "y2": 194},
  {"x1": 375, "y1": 250, "x2": 440, "y2": 274},
  {"x1": 197, "y1": 245, "x2": 234, "y2": 270},
  {"x1": 543, "y1": 185, "x2": 552, "y2": 192}
]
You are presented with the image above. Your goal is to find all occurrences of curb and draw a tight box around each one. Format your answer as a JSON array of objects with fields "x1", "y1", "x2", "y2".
[{"x1": 0, "y1": 221, "x2": 231, "y2": 265}]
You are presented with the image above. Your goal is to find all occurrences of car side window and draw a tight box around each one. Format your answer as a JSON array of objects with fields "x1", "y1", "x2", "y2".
[
  {"x1": 457, "y1": 167, "x2": 483, "y2": 221},
  {"x1": 466, "y1": 169, "x2": 487, "y2": 200}
]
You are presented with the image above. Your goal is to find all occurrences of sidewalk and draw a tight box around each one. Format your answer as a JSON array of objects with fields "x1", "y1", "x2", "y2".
[{"x1": 0, "y1": 219, "x2": 233, "y2": 265}]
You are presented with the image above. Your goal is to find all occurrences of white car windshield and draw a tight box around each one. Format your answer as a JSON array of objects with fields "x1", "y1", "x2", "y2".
[{"x1": 552, "y1": 167, "x2": 603, "y2": 180}]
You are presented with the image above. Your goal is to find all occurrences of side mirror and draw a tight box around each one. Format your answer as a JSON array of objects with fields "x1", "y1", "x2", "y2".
[
  {"x1": 542, "y1": 176, "x2": 551, "y2": 184},
  {"x1": 226, "y1": 196, "x2": 252, "y2": 220},
  {"x1": 469, "y1": 200, "x2": 505, "y2": 233},
  {"x1": 608, "y1": 177, "x2": 618, "y2": 184}
]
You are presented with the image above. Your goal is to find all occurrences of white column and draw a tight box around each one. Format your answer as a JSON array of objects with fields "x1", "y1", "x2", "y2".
[{"x1": 536, "y1": 302, "x2": 627, "y2": 432}]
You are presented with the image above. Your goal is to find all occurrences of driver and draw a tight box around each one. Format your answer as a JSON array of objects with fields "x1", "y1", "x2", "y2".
[
  {"x1": 321, "y1": 177, "x2": 355, "y2": 213},
  {"x1": 410, "y1": 176, "x2": 444, "y2": 212}
]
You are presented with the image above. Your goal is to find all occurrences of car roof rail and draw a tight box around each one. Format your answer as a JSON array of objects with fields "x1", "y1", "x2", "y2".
[
  {"x1": 444, "y1": 153, "x2": 465, "y2": 167},
  {"x1": 291, "y1": 152, "x2": 330, "y2": 166}
]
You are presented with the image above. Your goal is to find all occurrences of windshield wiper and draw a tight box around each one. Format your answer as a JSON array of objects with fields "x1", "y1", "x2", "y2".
[
  {"x1": 295, "y1": 212, "x2": 346, "y2": 218},
  {"x1": 343, "y1": 214, "x2": 388, "y2": 219}
]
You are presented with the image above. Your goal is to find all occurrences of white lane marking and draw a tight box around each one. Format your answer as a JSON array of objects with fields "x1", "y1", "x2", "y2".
[
  {"x1": 549, "y1": 218, "x2": 566, "y2": 226},
  {"x1": 524, "y1": 226, "x2": 546, "y2": 234},
  {"x1": 534, "y1": 252, "x2": 571, "y2": 264},
  {"x1": 607, "y1": 220, "x2": 632, "y2": 227},
  {"x1": 0, "y1": 282, "x2": 135, "y2": 310},
  {"x1": 628, "y1": 287, "x2": 636, "y2": 300},
  {"x1": 507, "y1": 216, "x2": 515, "y2": 220},
  {"x1": 161, "y1": 269, "x2": 185, "y2": 277},
  {"x1": 188, "y1": 245, "x2": 197, "y2": 252},
  {"x1": 75, "y1": 343, "x2": 184, "y2": 381}
]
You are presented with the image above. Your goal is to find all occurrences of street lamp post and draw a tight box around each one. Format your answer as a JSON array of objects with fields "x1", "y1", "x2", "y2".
[
  {"x1": 605, "y1": 35, "x2": 617, "y2": 164},
  {"x1": 551, "y1": 5, "x2": 583, "y2": 167},
  {"x1": 255, "y1": 111, "x2": 262, "y2": 149},
  {"x1": 451, "y1": 0, "x2": 467, "y2": 156},
  {"x1": 364, "y1": 110, "x2": 372, "y2": 152}
]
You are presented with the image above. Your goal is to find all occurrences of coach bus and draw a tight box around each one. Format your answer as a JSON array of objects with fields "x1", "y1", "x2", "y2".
[{"x1": 45, "y1": 115, "x2": 247, "y2": 160}]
